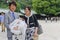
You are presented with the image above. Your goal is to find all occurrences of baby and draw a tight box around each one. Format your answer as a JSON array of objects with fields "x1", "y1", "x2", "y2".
[{"x1": 9, "y1": 18, "x2": 27, "y2": 40}]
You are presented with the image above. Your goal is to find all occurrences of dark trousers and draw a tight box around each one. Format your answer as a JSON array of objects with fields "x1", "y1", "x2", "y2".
[{"x1": 8, "y1": 37, "x2": 12, "y2": 40}]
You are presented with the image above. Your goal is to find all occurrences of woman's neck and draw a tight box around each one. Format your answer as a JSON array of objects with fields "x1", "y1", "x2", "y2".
[{"x1": 26, "y1": 13, "x2": 31, "y2": 17}]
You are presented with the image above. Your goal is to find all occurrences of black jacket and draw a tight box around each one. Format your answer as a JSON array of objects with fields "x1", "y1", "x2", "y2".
[{"x1": 23, "y1": 14, "x2": 39, "y2": 28}]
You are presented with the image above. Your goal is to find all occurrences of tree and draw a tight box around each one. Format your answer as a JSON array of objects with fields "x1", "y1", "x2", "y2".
[
  {"x1": 15, "y1": 0, "x2": 32, "y2": 12},
  {"x1": 32, "y1": 0, "x2": 60, "y2": 15}
]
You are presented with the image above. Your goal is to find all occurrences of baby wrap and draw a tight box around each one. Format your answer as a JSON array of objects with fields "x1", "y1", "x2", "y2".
[{"x1": 9, "y1": 19, "x2": 27, "y2": 35}]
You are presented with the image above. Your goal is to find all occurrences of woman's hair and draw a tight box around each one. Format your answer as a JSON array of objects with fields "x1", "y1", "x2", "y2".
[
  {"x1": 9, "y1": 1, "x2": 17, "y2": 7},
  {"x1": 24, "y1": 6, "x2": 31, "y2": 12}
]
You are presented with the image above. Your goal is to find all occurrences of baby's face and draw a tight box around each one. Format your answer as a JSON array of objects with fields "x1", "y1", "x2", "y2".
[{"x1": 19, "y1": 18, "x2": 24, "y2": 21}]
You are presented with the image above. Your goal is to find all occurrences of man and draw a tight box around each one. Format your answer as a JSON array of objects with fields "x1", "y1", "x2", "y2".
[{"x1": 4, "y1": 1, "x2": 19, "y2": 40}]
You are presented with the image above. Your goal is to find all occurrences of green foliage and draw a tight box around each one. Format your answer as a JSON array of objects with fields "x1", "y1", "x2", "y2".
[
  {"x1": 0, "y1": 1, "x2": 8, "y2": 9},
  {"x1": 15, "y1": 0, "x2": 32, "y2": 11},
  {"x1": 32, "y1": 0, "x2": 60, "y2": 15},
  {"x1": 1, "y1": 0, "x2": 60, "y2": 15},
  {"x1": 15, "y1": 2, "x2": 21, "y2": 12},
  {"x1": 19, "y1": 0, "x2": 32, "y2": 9}
]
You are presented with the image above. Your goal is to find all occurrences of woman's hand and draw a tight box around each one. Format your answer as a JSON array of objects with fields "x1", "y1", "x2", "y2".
[
  {"x1": 33, "y1": 32, "x2": 38, "y2": 40},
  {"x1": 34, "y1": 32, "x2": 38, "y2": 37},
  {"x1": 34, "y1": 27, "x2": 38, "y2": 37}
]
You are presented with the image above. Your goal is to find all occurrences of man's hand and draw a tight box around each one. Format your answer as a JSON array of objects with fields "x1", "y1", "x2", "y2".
[{"x1": 13, "y1": 26, "x2": 18, "y2": 30}]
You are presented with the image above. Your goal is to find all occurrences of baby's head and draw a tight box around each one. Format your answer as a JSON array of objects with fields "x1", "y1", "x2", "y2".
[{"x1": 19, "y1": 17, "x2": 24, "y2": 21}]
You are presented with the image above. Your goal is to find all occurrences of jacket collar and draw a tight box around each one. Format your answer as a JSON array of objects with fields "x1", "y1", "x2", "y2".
[{"x1": 25, "y1": 12, "x2": 33, "y2": 18}]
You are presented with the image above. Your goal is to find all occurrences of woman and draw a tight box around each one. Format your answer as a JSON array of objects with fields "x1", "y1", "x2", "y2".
[{"x1": 24, "y1": 6, "x2": 39, "y2": 40}]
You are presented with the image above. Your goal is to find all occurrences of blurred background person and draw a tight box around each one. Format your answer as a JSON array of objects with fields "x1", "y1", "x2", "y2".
[
  {"x1": 1, "y1": 12, "x2": 5, "y2": 32},
  {"x1": 0, "y1": 13, "x2": 1, "y2": 25}
]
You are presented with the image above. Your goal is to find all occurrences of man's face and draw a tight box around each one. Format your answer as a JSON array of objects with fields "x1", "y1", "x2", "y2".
[{"x1": 9, "y1": 4, "x2": 16, "y2": 12}]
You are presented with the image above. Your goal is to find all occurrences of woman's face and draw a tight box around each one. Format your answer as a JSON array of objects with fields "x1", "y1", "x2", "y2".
[{"x1": 25, "y1": 8, "x2": 30, "y2": 15}]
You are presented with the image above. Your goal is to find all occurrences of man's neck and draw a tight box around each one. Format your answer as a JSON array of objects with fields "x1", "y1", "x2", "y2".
[
  {"x1": 10, "y1": 10, "x2": 14, "y2": 14},
  {"x1": 10, "y1": 9, "x2": 14, "y2": 12}
]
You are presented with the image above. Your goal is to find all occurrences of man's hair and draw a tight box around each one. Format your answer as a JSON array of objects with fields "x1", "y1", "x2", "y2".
[
  {"x1": 0, "y1": 13, "x2": 1, "y2": 15},
  {"x1": 9, "y1": 1, "x2": 17, "y2": 7}
]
